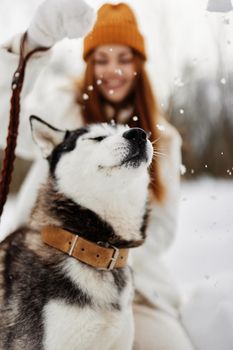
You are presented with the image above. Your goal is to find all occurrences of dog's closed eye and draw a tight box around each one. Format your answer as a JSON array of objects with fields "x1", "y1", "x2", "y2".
[{"x1": 88, "y1": 136, "x2": 107, "y2": 142}]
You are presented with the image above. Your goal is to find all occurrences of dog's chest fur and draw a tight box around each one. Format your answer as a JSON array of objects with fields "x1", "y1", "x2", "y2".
[
  {"x1": 43, "y1": 260, "x2": 133, "y2": 350},
  {"x1": 0, "y1": 229, "x2": 133, "y2": 350}
]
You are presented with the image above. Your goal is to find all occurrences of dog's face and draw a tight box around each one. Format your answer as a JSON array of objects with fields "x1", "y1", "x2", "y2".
[
  {"x1": 30, "y1": 116, "x2": 153, "y2": 214},
  {"x1": 68, "y1": 123, "x2": 152, "y2": 170}
]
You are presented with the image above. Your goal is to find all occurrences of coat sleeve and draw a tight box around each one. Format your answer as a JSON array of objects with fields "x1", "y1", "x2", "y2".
[{"x1": 0, "y1": 33, "x2": 51, "y2": 159}]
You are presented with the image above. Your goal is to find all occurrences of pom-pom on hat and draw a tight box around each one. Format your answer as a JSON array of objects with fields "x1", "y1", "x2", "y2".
[{"x1": 83, "y1": 2, "x2": 146, "y2": 61}]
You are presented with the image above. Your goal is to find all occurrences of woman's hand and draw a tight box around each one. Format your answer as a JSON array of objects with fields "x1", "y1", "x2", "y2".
[{"x1": 27, "y1": 0, "x2": 96, "y2": 48}]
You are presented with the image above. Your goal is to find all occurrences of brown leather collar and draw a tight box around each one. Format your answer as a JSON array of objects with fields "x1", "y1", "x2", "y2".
[{"x1": 41, "y1": 225, "x2": 129, "y2": 270}]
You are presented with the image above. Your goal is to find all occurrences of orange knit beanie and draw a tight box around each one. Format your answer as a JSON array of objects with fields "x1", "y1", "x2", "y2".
[{"x1": 83, "y1": 2, "x2": 146, "y2": 61}]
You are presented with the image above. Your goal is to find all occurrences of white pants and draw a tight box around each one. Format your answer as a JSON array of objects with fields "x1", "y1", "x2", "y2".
[{"x1": 133, "y1": 295, "x2": 194, "y2": 350}]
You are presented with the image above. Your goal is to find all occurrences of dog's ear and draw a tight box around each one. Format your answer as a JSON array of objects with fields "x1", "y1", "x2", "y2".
[{"x1": 30, "y1": 115, "x2": 66, "y2": 158}]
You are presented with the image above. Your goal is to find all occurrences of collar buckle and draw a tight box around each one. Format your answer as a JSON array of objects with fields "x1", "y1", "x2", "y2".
[
  {"x1": 107, "y1": 245, "x2": 120, "y2": 270},
  {"x1": 97, "y1": 241, "x2": 120, "y2": 270}
]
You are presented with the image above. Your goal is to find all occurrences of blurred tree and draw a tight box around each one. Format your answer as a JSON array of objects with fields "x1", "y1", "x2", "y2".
[{"x1": 167, "y1": 62, "x2": 233, "y2": 178}]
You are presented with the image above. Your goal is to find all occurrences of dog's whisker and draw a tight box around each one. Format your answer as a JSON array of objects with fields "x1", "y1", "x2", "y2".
[
  {"x1": 151, "y1": 137, "x2": 161, "y2": 145},
  {"x1": 152, "y1": 150, "x2": 166, "y2": 158},
  {"x1": 152, "y1": 143, "x2": 166, "y2": 156},
  {"x1": 153, "y1": 149, "x2": 166, "y2": 155}
]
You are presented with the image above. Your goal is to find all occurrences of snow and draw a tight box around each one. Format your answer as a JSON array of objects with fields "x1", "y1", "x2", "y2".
[
  {"x1": 163, "y1": 177, "x2": 233, "y2": 350},
  {"x1": 180, "y1": 164, "x2": 187, "y2": 175},
  {"x1": 82, "y1": 93, "x2": 89, "y2": 100},
  {"x1": 156, "y1": 123, "x2": 165, "y2": 131},
  {"x1": 87, "y1": 85, "x2": 94, "y2": 91},
  {"x1": 164, "y1": 177, "x2": 233, "y2": 292}
]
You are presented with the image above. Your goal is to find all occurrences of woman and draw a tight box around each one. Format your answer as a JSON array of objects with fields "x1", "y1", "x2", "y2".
[{"x1": 0, "y1": 1, "x2": 194, "y2": 349}]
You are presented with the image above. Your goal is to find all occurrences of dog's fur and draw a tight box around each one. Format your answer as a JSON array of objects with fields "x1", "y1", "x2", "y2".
[{"x1": 0, "y1": 117, "x2": 153, "y2": 350}]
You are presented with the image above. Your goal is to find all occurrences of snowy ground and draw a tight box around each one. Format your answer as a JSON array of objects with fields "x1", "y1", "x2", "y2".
[
  {"x1": 164, "y1": 176, "x2": 233, "y2": 294},
  {"x1": 163, "y1": 177, "x2": 233, "y2": 350}
]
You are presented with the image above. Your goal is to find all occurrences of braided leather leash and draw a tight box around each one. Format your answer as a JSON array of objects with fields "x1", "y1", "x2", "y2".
[{"x1": 0, "y1": 32, "x2": 47, "y2": 218}]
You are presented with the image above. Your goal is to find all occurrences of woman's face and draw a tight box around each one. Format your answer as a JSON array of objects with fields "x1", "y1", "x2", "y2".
[{"x1": 93, "y1": 45, "x2": 136, "y2": 103}]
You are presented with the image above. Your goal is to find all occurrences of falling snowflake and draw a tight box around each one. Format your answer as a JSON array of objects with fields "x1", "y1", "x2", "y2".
[
  {"x1": 115, "y1": 68, "x2": 123, "y2": 76},
  {"x1": 109, "y1": 89, "x2": 114, "y2": 95},
  {"x1": 180, "y1": 164, "x2": 187, "y2": 175},
  {"x1": 87, "y1": 85, "x2": 94, "y2": 91},
  {"x1": 190, "y1": 169, "x2": 195, "y2": 174},
  {"x1": 174, "y1": 77, "x2": 184, "y2": 87},
  {"x1": 96, "y1": 79, "x2": 102, "y2": 85},
  {"x1": 132, "y1": 116, "x2": 139, "y2": 121},
  {"x1": 109, "y1": 47, "x2": 113, "y2": 52},
  {"x1": 82, "y1": 93, "x2": 89, "y2": 100},
  {"x1": 221, "y1": 151, "x2": 224, "y2": 155},
  {"x1": 133, "y1": 72, "x2": 138, "y2": 76},
  {"x1": 179, "y1": 109, "x2": 184, "y2": 115},
  {"x1": 205, "y1": 164, "x2": 208, "y2": 168},
  {"x1": 156, "y1": 123, "x2": 165, "y2": 131},
  {"x1": 220, "y1": 78, "x2": 226, "y2": 84}
]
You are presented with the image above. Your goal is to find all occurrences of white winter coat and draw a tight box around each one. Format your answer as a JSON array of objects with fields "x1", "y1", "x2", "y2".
[{"x1": 0, "y1": 34, "x2": 182, "y2": 317}]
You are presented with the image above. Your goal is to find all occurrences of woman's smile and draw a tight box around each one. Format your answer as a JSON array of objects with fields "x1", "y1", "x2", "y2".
[
  {"x1": 93, "y1": 45, "x2": 136, "y2": 103},
  {"x1": 103, "y1": 79, "x2": 127, "y2": 90}
]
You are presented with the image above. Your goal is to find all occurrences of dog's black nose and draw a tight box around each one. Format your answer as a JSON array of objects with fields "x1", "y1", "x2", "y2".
[{"x1": 123, "y1": 128, "x2": 147, "y2": 145}]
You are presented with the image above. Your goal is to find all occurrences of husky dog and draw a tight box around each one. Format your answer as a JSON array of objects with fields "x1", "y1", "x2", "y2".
[{"x1": 0, "y1": 116, "x2": 153, "y2": 350}]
